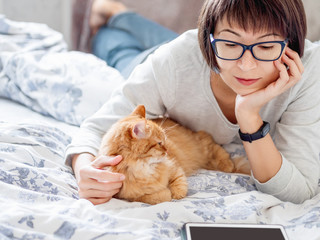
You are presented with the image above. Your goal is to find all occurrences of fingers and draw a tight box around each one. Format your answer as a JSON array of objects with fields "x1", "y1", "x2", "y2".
[
  {"x1": 273, "y1": 47, "x2": 303, "y2": 90},
  {"x1": 77, "y1": 167, "x2": 124, "y2": 205},
  {"x1": 92, "y1": 155, "x2": 123, "y2": 168},
  {"x1": 281, "y1": 47, "x2": 303, "y2": 81},
  {"x1": 75, "y1": 155, "x2": 125, "y2": 205},
  {"x1": 79, "y1": 179, "x2": 123, "y2": 193},
  {"x1": 85, "y1": 168, "x2": 125, "y2": 182},
  {"x1": 273, "y1": 61, "x2": 294, "y2": 93},
  {"x1": 77, "y1": 173, "x2": 122, "y2": 205},
  {"x1": 285, "y1": 47, "x2": 304, "y2": 74},
  {"x1": 79, "y1": 187, "x2": 120, "y2": 199},
  {"x1": 274, "y1": 60, "x2": 289, "y2": 81},
  {"x1": 89, "y1": 197, "x2": 112, "y2": 205},
  {"x1": 87, "y1": 155, "x2": 125, "y2": 182},
  {"x1": 79, "y1": 162, "x2": 125, "y2": 183},
  {"x1": 282, "y1": 56, "x2": 300, "y2": 80}
]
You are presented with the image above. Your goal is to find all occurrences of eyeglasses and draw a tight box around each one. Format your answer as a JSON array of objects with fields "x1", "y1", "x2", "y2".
[{"x1": 210, "y1": 33, "x2": 288, "y2": 62}]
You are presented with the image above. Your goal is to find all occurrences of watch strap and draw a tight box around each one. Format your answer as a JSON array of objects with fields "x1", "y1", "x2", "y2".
[{"x1": 239, "y1": 121, "x2": 270, "y2": 143}]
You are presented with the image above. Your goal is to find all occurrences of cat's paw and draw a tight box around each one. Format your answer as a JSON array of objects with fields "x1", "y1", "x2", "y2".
[
  {"x1": 232, "y1": 157, "x2": 251, "y2": 175},
  {"x1": 171, "y1": 187, "x2": 188, "y2": 200},
  {"x1": 170, "y1": 179, "x2": 188, "y2": 199},
  {"x1": 136, "y1": 189, "x2": 172, "y2": 205},
  {"x1": 218, "y1": 158, "x2": 235, "y2": 173}
]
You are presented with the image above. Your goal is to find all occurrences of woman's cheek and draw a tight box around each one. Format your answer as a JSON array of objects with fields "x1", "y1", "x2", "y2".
[{"x1": 262, "y1": 63, "x2": 281, "y2": 86}]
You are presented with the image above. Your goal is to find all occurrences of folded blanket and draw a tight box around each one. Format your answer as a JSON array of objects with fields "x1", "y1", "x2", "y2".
[{"x1": 0, "y1": 15, "x2": 124, "y2": 126}]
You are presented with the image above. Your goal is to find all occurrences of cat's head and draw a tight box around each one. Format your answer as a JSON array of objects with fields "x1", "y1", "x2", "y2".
[{"x1": 99, "y1": 105, "x2": 167, "y2": 160}]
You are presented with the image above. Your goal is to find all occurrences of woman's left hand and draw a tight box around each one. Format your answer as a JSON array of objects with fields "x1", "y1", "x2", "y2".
[{"x1": 235, "y1": 47, "x2": 304, "y2": 123}]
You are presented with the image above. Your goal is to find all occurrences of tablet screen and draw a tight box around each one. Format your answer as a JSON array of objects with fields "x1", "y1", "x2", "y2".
[{"x1": 184, "y1": 223, "x2": 287, "y2": 240}]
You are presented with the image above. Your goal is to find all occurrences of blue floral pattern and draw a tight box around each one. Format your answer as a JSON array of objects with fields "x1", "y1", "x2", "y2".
[
  {"x1": 0, "y1": 15, "x2": 125, "y2": 126},
  {"x1": 0, "y1": 121, "x2": 319, "y2": 240}
]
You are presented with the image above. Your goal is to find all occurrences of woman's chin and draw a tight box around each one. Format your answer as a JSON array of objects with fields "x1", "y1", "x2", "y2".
[
  {"x1": 233, "y1": 85, "x2": 253, "y2": 95},
  {"x1": 235, "y1": 87, "x2": 261, "y2": 96}
]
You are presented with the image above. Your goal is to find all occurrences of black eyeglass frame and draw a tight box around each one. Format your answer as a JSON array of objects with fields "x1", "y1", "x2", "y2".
[{"x1": 209, "y1": 33, "x2": 288, "y2": 62}]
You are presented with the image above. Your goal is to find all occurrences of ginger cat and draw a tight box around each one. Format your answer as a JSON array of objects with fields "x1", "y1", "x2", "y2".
[{"x1": 98, "y1": 105, "x2": 247, "y2": 205}]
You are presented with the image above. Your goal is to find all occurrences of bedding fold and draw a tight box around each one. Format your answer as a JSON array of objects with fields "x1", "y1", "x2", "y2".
[{"x1": 0, "y1": 15, "x2": 124, "y2": 126}]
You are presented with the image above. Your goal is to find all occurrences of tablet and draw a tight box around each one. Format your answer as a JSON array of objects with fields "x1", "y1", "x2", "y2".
[{"x1": 182, "y1": 222, "x2": 289, "y2": 240}]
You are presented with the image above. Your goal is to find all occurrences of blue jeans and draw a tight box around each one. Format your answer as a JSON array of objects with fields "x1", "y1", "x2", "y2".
[{"x1": 92, "y1": 12, "x2": 178, "y2": 78}]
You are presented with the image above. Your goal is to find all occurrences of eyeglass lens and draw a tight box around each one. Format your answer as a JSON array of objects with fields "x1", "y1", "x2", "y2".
[{"x1": 214, "y1": 41, "x2": 283, "y2": 61}]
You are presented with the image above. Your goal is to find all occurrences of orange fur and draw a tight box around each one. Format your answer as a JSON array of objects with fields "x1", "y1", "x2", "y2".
[{"x1": 98, "y1": 105, "x2": 248, "y2": 205}]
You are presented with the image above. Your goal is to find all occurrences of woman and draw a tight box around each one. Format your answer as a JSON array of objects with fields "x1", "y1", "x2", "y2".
[{"x1": 66, "y1": 0, "x2": 320, "y2": 205}]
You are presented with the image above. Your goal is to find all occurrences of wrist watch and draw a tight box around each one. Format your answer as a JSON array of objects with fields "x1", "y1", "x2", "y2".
[{"x1": 239, "y1": 121, "x2": 270, "y2": 143}]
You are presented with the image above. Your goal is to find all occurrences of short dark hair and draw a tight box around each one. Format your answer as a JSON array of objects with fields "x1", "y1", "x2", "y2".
[{"x1": 198, "y1": 0, "x2": 307, "y2": 72}]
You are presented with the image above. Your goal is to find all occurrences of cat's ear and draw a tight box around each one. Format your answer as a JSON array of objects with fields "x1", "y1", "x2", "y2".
[
  {"x1": 131, "y1": 105, "x2": 146, "y2": 118},
  {"x1": 132, "y1": 120, "x2": 147, "y2": 139}
]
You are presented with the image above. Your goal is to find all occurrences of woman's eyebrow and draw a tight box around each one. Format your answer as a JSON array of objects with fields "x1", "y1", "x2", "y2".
[
  {"x1": 218, "y1": 29, "x2": 240, "y2": 36},
  {"x1": 218, "y1": 29, "x2": 280, "y2": 39},
  {"x1": 258, "y1": 33, "x2": 281, "y2": 39}
]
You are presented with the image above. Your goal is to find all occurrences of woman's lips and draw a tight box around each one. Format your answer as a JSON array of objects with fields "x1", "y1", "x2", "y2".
[{"x1": 235, "y1": 77, "x2": 261, "y2": 86}]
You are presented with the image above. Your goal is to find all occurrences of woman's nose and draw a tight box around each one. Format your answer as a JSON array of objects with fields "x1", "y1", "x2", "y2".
[{"x1": 237, "y1": 50, "x2": 257, "y2": 71}]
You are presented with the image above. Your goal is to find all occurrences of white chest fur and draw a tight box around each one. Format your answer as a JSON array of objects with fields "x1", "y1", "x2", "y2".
[{"x1": 129, "y1": 157, "x2": 172, "y2": 176}]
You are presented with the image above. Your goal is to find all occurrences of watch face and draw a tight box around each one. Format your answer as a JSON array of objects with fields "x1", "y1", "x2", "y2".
[{"x1": 262, "y1": 122, "x2": 270, "y2": 136}]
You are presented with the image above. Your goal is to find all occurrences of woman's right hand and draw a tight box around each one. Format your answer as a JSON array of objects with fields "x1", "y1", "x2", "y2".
[{"x1": 72, "y1": 153, "x2": 125, "y2": 205}]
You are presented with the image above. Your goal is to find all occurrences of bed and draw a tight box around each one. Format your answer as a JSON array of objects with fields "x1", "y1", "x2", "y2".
[{"x1": 1, "y1": 16, "x2": 320, "y2": 240}]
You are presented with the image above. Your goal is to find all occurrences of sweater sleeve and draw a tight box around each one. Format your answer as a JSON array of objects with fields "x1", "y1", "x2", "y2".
[
  {"x1": 253, "y1": 41, "x2": 320, "y2": 203},
  {"x1": 64, "y1": 43, "x2": 177, "y2": 166}
]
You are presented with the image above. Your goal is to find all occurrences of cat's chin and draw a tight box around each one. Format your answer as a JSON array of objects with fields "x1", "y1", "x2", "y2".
[{"x1": 147, "y1": 156, "x2": 165, "y2": 165}]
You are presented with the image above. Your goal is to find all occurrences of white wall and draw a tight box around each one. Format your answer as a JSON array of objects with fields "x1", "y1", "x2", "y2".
[
  {"x1": 0, "y1": 0, "x2": 72, "y2": 48},
  {"x1": 303, "y1": 0, "x2": 320, "y2": 41}
]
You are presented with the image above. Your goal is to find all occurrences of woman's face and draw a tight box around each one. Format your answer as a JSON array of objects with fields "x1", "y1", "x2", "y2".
[{"x1": 213, "y1": 17, "x2": 287, "y2": 96}]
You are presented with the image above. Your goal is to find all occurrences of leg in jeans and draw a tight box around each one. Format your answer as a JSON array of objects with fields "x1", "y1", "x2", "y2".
[
  {"x1": 92, "y1": 12, "x2": 178, "y2": 78},
  {"x1": 107, "y1": 12, "x2": 178, "y2": 49}
]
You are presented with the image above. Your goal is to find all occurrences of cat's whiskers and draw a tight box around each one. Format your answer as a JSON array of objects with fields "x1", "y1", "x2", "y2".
[
  {"x1": 158, "y1": 117, "x2": 167, "y2": 128},
  {"x1": 163, "y1": 124, "x2": 179, "y2": 134}
]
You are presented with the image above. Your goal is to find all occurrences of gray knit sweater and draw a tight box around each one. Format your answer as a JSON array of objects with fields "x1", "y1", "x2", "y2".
[{"x1": 66, "y1": 30, "x2": 320, "y2": 204}]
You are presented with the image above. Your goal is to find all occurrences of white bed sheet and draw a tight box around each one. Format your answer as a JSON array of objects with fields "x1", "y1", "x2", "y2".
[
  {"x1": 1, "y1": 98, "x2": 320, "y2": 240},
  {"x1": 0, "y1": 98, "x2": 78, "y2": 136}
]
